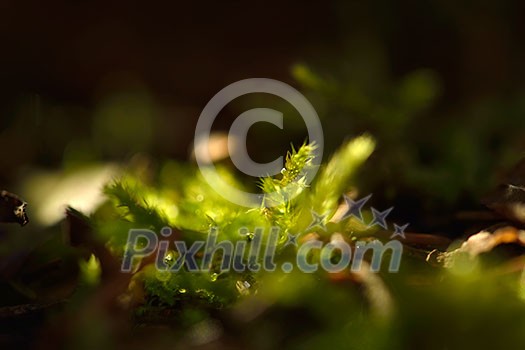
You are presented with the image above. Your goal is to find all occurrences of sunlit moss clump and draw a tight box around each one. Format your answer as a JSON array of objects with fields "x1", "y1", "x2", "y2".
[{"x1": 90, "y1": 137, "x2": 375, "y2": 309}]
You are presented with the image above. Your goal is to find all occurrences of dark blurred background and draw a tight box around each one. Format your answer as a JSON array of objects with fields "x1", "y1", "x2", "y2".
[{"x1": 1, "y1": 0, "x2": 525, "y2": 232}]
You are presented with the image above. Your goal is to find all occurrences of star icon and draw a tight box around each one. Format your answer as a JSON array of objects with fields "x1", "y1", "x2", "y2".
[
  {"x1": 390, "y1": 223, "x2": 409, "y2": 239},
  {"x1": 284, "y1": 233, "x2": 298, "y2": 247},
  {"x1": 368, "y1": 207, "x2": 393, "y2": 229},
  {"x1": 341, "y1": 194, "x2": 372, "y2": 223},
  {"x1": 307, "y1": 210, "x2": 328, "y2": 231}
]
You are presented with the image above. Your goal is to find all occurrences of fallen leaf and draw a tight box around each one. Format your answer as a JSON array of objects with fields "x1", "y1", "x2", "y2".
[{"x1": 0, "y1": 190, "x2": 29, "y2": 226}]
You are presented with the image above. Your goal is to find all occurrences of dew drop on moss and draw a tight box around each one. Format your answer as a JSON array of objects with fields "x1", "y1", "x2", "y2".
[{"x1": 210, "y1": 273, "x2": 218, "y2": 282}]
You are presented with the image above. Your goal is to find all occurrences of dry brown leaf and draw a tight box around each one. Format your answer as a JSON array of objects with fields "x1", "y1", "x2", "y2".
[{"x1": 0, "y1": 190, "x2": 29, "y2": 226}]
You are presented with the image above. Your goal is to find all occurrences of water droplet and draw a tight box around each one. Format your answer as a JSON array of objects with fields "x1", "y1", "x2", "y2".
[
  {"x1": 163, "y1": 251, "x2": 174, "y2": 266},
  {"x1": 236, "y1": 280, "x2": 251, "y2": 296}
]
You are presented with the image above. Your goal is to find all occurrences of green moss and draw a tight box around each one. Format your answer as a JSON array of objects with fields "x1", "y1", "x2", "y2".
[{"x1": 90, "y1": 139, "x2": 374, "y2": 312}]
